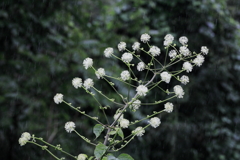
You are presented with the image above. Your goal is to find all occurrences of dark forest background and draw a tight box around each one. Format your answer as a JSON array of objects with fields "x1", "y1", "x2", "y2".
[{"x1": 1, "y1": 0, "x2": 240, "y2": 160}]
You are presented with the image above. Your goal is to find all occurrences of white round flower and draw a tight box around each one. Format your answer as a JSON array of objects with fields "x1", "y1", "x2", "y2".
[
  {"x1": 72, "y1": 77, "x2": 82, "y2": 89},
  {"x1": 164, "y1": 102, "x2": 174, "y2": 113},
  {"x1": 137, "y1": 62, "x2": 145, "y2": 71},
  {"x1": 149, "y1": 46, "x2": 161, "y2": 56},
  {"x1": 169, "y1": 50, "x2": 177, "y2": 59},
  {"x1": 118, "y1": 42, "x2": 126, "y2": 51},
  {"x1": 140, "y1": 33, "x2": 151, "y2": 43},
  {"x1": 83, "y1": 78, "x2": 94, "y2": 89},
  {"x1": 164, "y1": 34, "x2": 174, "y2": 46},
  {"x1": 160, "y1": 72, "x2": 172, "y2": 83},
  {"x1": 180, "y1": 75, "x2": 189, "y2": 85},
  {"x1": 19, "y1": 137, "x2": 28, "y2": 146},
  {"x1": 114, "y1": 113, "x2": 124, "y2": 121},
  {"x1": 132, "y1": 127, "x2": 145, "y2": 137},
  {"x1": 149, "y1": 117, "x2": 161, "y2": 128},
  {"x1": 131, "y1": 99, "x2": 141, "y2": 111},
  {"x1": 83, "y1": 57, "x2": 93, "y2": 69},
  {"x1": 173, "y1": 85, "x2": 185, "y2": 98},
  {"x1": 179, "y1": 36, "x2": 188, "y2": 45},
  {"x1": 121, "y1": 52, "x2": 133, "y2": 63},
  {"x1": 77, "y1": 154, "x2": 88, "y2": 160},
  {"x1": 121, "y1": 70, "x2": 131, "y2": 81},
  {"x1": 183, "y1": 62, "x2": 193, "y2": 73},
  {"x1": 179, "y1": 46, "x2": 190, "y2": 56},
  {"x1": 65, "y1": 121, "x2": 76, "y2": 133},
  {"x1": 201, "y1": 46, "x2": 209, "y2": 55},
  {"x1": 54, "y1": 93, "x2": 63, "y2": 104},
  {"x1": 136, "y1": 85, "x2": 148, "y2": 97},
  {"x1": 132, "y1": 42, "x2": 140, "y2": 50},
  {"x1": 104, "y1": 47, "x2": 114, "y2": 58},
  {"x1": 95, "y1": 68, "x2": 106, "y2": 79},
  {"x1": 120, "y1": 119, "x2": 130, "y2": 128},
  {"x1": 21, "y1": 132, "x2": 31, "y2": 141},
  {"x1": 193, "y1": 55, "x2": 205, "y2": 67}
]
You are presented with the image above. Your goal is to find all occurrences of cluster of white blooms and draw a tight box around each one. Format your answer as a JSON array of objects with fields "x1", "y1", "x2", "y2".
[
  {"x1": 121, "y1": 70, "x2": 131, "y2": 81},
  {"x1": 19, "y1": 132, "x2": 31, "y2": 146},
  {"x1": 180, "y1": 75, "x2": 189, "y2": 85},
  {"x1": 183, "y1": 61, "x2": 193, "y2": 73},
  {"x1": 132, "y1": 127, "x2": 145, "y2": 137},
  {"x1": 149, "y1": 117, "x2": 161, "y2": 128},
  {"x1": 121, "y1": 52, "x2": 133, "y2": 63},
  {"x1": 164, "y1": 34, "x2": 174, "y2": 46},
  {"x1": 104, "y1": 47, "x2": 114, "y2": 58},
  {"x1": 114, "y1": 112, "x2": 124, "y2": 121},
  {"x1": 120, "y1": 119, "x2": 130, "y2": 128},
  {"x1": 136, "y1": 85, "x2": 148, "y2": 97},
  {"x1": 160, "y1": 72, "x2": 172, "y2": 83},
  {"x1": 193, "y1": 55, "x2": 205, "y2": 67},
  {"x1": 179, "y1": 36, "x2": 188, "y2": 45},
  {"x1": 137, "y1": 62, "x2": 145, "y2": 71},
  {"x1": 65, "y1": 121, "x2": 76, "y2": 133},
  {"x1": 201, "y1": 46, "x2": 209, "y2": 55},
  {"x1": 83, "y1": 57, "x2": 93, "y2": 69},
  {"x1": 77, "y1": 154, "x2": 88, "y2": 160},
  {"x1": 54, "y1": 93, "x2": 63, "y2": 104},
  {"x1": 164, "y1": 102, "x2": 174, "y2": 113},
  {"x1": 169, "y1": 50, "x2": 177, "y2": 59},
  {"x1": 149, "y1": 46, "x2": 161, "y2": 56},
  {"x1": 118, "y1": 42, "x2": 126, "y2": 51},
  {"x1": 130, "y1": 99, "x2": 141, "y2": 111},
  {"x1": 140, "y1": 33, "x2": 151, "y2": 43},
  {"x1": 83, "y1": 78, "x2": 94, "y2": 89},
  {"x1": 72, "y1": 77, "x2": 82, "y2": 89},
  {"x1": 173, "y1": 85, "x2": 185, "y2": 98},
  {"x1": 95, "y1": 68, "x2": 106, "y2": 79},
  {"x1": 132, "y1": 42, "x2": 140, "y2": 51},
  {"x1": 179, "y1": 46, "x2": 191, "y2": 56}
]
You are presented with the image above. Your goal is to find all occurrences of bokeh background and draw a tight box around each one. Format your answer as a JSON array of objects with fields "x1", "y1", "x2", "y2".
[{"x1": 1, "y1": 0, "x2": 240, "y2": 160}]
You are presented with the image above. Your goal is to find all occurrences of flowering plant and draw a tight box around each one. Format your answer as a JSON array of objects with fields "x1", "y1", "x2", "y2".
[{"x1": 19, "y1": 33, "x2": 208, "y2": 160}]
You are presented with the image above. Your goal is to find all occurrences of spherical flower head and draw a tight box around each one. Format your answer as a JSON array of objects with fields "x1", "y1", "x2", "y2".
[
  {"x1": 169, "y1": 50, "x2": 177, "y2": 59},
  {"x1": 130, "y1": 99, "x2": 141, "y2": 111},
  {"x1": 54, "y1": 93, "x2": 63, "y2": 104},
  {"x1": 121, "y1": 70, "x2": 131, "y2": 81},
  {"x1": 77, "y1": 154, "x2": 88, "y2": 160},
  {"x1": 21, "y1": 132, "x2": 31, "y2": 141},
  {"x1": 149, "y1": 117, "x2": 161, "y2": 128},
  {"x1": 104, "y1": 47, "x2": 114, "y2": 58},
  {"x1": 114, "y1": 113, "x2": 124, "y2": 121},
  {"x1": 72, "y1": 77, "x2": 82, "y2": 89},
  {"x1": 180, "y1": 75, "x2": 189, "y2": 85},
  {"x1": 19, "y1": 137, "x2": 28, "y2": 146},
  {"x1": 173, "y1": 85, "x2": 185, "y2": 98},
  {"x1": 193, "y1": 55, "x2": 205, "y2": 67},
  {"x1": 149, "y1": 46, "x2": 161, "y2": 56},
  {"x1": 95, "y1": 68, "x2": 106, "y2": 79},
  {"x1": 118, "y1": 42, "x2": 126, "y2": 51},
  {"x1": 164, "y1": 102, "x2": 174, "y2": 113},
  {"x1": 180, "y1": 46, "x2": 190, "y2": 56},
  {"x1": 140, "y1": 33, "x2": 151, "y2": 43},
  {"x1": 137, "y1": 62, "x2": 145, "y2": 71},
  {"x1": 136, "y1": 85, "x2": 148, "y2": 97},
  {"x1": 160, "y1": 72, "x2": 172, "y2": 83},
  {"x1": 201, "y1": 46, "x2": 209, "y2": 55},
  {"x1": 83, "y1": 57, "x2": 93, "y2": 69},
  {"x1": 179, "y1": 36, "x2": 188, "y2": 45},
  {"x1": 121, "y1": 52, "x2": 133, "y2": 63},
  {"x1": 132, "y1": 42, "x2": 140, "y2": 51},
  {"x1": 132, "y1": 127, "x2": 145, "y2": 137},
  {"x1": 183, "y1": 62, "x2": 193, "y2": 73},
  {"x1": 120, "y1": 119, "x2": 130, "y2": 128},
  {"x1": 83, "y1": 78, "x2": 94, "y2": 89},
  {"x1": 65, "y1": 121, "x2": 76, "y2": 133},
  {"x1": 164, "y1": 34, "x2": 174, "y2": 46}
]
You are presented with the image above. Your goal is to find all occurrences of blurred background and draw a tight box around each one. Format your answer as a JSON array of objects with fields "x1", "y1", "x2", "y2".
[{"x1": 1, "y1": 0, "x2": 240, "y2": 160}]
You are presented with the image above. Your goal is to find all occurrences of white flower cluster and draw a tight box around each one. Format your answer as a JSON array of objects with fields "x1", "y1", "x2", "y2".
[
  {"x1": 136, "y1": 85, "x2": 148, "y2": 97},
  {"x1": 54, "y1": 93, "x2": 63, "y2": 104},
  {"x1": 118, "y1": 42, "x2": 126, "y2": 51},
  {"x1": 77, "y1": 154, "x2": 88, "y2": 160},
  {"x1": 180, "y1": 75, "x2": 189, "y2": 85},
  {"x1": 173, "y1": 85, "x2": 185, "y2": 98},
  {"x1": 120, "y1": 119, "x2": 130, "y2": 128},
  {"x1": 83, "y1": 78, "x2": 94, "y2": 89},
  {"x1": 169, "y1": 50, "x2": 177, "y2": 59},
  {"x1": 193, "y1": 55, "x2": 205, "y2": 67},
  {"x1": 121, "y1": 70, "x2": 131, "y2": 81},
  {"x1": 121, "y1": 52, "x2": 133, "y2": 63},
  {"x1": 65, "y1": 121, "x2": 76, "y2": 133},
  {"x1": 183, "y1": 62, "x2": 193, "y2": 73},
  {"x1": 95, "y1": 68, "x2": 106, "y2": 79},
  {"x1": 104, "y1": 47, "x2": 114, "y2": 58},
  {"x1": 179, "y1": 46, "x2": 190, "y2": 56},
  {"x1": 132, "y1": 42, "x2": 140, "y2": 50},
  {"x1": 83, "y1": 58, "x2": 93, "y2": 69},
  {"x1": 164, "y1": 34, "x2": 174, "y2": 46},
  {"x1": 140, "y1": 33, "x2": 151, "y2": 43},
  {"x1": 179, "y1": 36, "x2": 188, "y2": 45},
  {"x1": 72, "y1": 77, "x2": 82, "y2": 89},
  {"x1": 164, "y1": 102, "x2": 174, "y2": 113},
  {"x1": 149, "y1": 117, "x2": 161, "y2": 128},
  {"x1": 149, "y1": 46, "x2": 161, "y2": 56},
  {"x1": 130, "y1": 99, "x2": 141, "y2": 111},
  {"x1": 114, "y1": 112, "x2": 124, "y2": 121},
  {"x1": 137, "y1": 62, "x2": 145, "y2": 71},
  {"x1": 201, "y1": 46, "x2": 209, "y2": 55},
  {"x1": 19, "y1": 132, "x2": 31, "y2": 146},
  {"x1": 160, "y1": 72, "x2": 172, "y2": 83},
  {"x1": 132, "y1": 127, "x2": 145, "y2": 137}
]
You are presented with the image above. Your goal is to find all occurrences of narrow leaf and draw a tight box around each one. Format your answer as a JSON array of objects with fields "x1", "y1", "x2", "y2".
[
  {"x1": 94, "y1": 143, "x2": 108, "y2": 159},
  {"x1": 93, "y1": 124, "x2": 104, "y2": 138}
]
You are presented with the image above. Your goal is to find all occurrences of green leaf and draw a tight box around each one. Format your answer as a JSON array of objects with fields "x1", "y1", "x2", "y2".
[
  {"x1": 93, "y1": 124, "x2": 104, "y2": 138},
  {"x1": 117, "y1": 128, "x2": 124, "y2": 140},
  {"x1": 117, "y1": 153, "x2": 134, "y2": 160},
  {"x1": 94, "y1": 143, "x2": 108, "y2": 159},
  {"x1": 107, "y1": 153, "x2": 118, "y2": 160}
]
